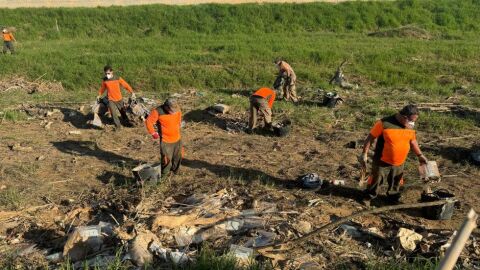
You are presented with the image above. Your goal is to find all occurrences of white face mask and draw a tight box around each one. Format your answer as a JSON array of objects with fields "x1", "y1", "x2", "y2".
[
  {"x1": 407, "y1": 121, "x2": 415, "y2": 128},
  {"x1": 106, "y1": 73, "x2": 113, "y2": 79}
]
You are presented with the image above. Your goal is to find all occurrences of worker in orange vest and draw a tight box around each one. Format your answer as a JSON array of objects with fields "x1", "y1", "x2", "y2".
[
  {"x1": 248, "y1": 87, "x2": 276, "y2": 133},
  {"x1": 97, "y1": 65, "x2": 136, "y2": 130},
  {"x1": 2, "y1": 28, "x2": 16, "y2": 54},
  {"x1": 359, "y1": 104, "x2": 428, "y2": 206},
  {"x1": 145, "y1": 98, "x2": 183, "y2": 178}
]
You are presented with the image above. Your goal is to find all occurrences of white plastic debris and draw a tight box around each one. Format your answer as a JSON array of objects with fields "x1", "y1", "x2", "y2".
[{"x1": 397, "y1": 228, "x2": 423, "y2": 251}]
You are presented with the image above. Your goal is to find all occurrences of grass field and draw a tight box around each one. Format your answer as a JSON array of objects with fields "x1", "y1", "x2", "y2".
[
  {"x1": 0, "y1": 0, "x2": 479, "y2": 135},
  {"x1": 0, "y1": 1, "x2": 479, "y2": 269}
]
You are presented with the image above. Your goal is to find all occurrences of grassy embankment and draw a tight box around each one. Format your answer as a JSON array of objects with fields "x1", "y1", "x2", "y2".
[
  {"x1": 0, "y1": 1, "x2": 478, "y2": 269},
  {"x1": 0, "y1": 0, "x2": 479, "y2": 133}
]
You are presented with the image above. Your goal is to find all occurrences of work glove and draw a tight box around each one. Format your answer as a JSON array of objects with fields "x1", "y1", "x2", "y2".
[
  {"x1": 417, "y1": 154, "x2": 428, "y2": 164},
  {"x1": 151, "y1": 132, "x2": 160, "y2": 140},
  {"x1": 96, "y1": 95, "x2": 102, "y2": 103},
  {"x1": 131, "y1": 93, "x2": 136, "y2": 99},
  {"x1": 358, "y1": 152, "x2": 368, "y2": 169}
]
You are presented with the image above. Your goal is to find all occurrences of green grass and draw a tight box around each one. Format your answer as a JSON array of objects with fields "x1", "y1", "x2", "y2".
[
  {"x1": 0, "y1": 186, "x2": 24, "y2": 210},
  {"x1": 0, "y1": 1, "x2": 479, "y2": 134}
]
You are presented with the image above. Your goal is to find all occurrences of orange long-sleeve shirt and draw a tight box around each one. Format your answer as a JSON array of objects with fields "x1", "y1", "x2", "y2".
[
  {"x1": 145, "y1": 106, "x2": 182, "y2": 143},
  {"x1": 252, "y1": 87, "x2": 276, "y2": 108},
  {"x1": 3, "y1": 33, "x2": 14, "y2": 42},
  {"x1": 98, "y1": 77, "x2": 133, "y2": 102}
]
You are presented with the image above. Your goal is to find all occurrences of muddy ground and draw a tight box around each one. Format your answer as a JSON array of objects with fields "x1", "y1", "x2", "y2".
[{"x1": 0, "y1": 92, "x2": 479, "y2": 269}]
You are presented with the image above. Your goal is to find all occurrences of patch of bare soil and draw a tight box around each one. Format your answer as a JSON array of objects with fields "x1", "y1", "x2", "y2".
[
  {"x1": 368, "y1": 25, "x2": 432, "y2": 40},
  {"x1": 0, "y1": 93, "x2": 479, "y2": 268}
]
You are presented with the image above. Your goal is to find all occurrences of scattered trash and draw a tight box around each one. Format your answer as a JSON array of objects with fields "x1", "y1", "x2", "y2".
[
  {"x1": 132, "y1": 163, "x2": 162, "y2": 184},
  {"x1": 397, "y1": 228, "x2": 423, "y2": 252},
  {"x1": 272, "y1": 119, "x2": 292, "y2": 137},
  {"x1": 230, "y1": 244, "x2": 254, "y2": 263},
  {"x1": 338, "y1": 224, "x2": 362, "y2": 238},
  {"x1": 245, "y1": 230, "x2": 276, "y2": 247},
  {"x1": 470, "y1": 150, "x2": 480, "y2": 166},
  {"x1": 36, "y1": 155, "x2": 45, "y2": 161},
  {"x1": 15, "y1": 244, "x2": 39, "y2": 257},
  {"x1": 44, "y1": 121, "x2": 53, "y2": 130},
  {"x1": 63, "y1": 225, "x2": 104, "y2": 262},
  {"x1": 46, "y1": 109, "x2": 60, "y2": 117},
  {"x1": 174, "y1": 227, "x2": 198, "y2": 247},
  {"x1": 73, "y1": 255, "x2": 117, "y2": 268},
  {"x1": 209, "y1": 104, "x2": 230, "y2": 114},
  {"x1": 45, "y1": 252, "x2": 63, "y2": 263},
  {"x1": 331, "y1": 179, "x2": 345, "y2": 186},
  {"x1": 329, "y1": 60, "x2": 358, "y2": 90},
  {"x1": 169, "y1": 251, "x2": 190, "y2": 265},
  {"x1": 68, "y1": 130, "x2": 82, "y2": 135},
  {"x1": 421, "y1": 189, "x2": 456, "y2": 220},
  {"x1": 323, "y1": 92, "x2": 344, "y2": 108},
  {"x1": 294, "y1": 221, "x2": 312, "y2": 234},
  {"x1": 225, "y1": 219, "x2": 244, "y2": 232},
  {"x1": 308, "y1": 198, "x2": 323, "y2": 207},
  {"x1": 9, "y1": 143, "x2": 33, "y2": 152},
  {"x1": 299, "y1": 173, "x2": 323, "y2": 189},
  {"x1": 363, "y1": 227, "x2": 386, "y2": 239},
  {"x1": 418, "y1": 161, "x2": 441, "y2": 182},
  {"x1": 129, "y1": 230, "x2": 160, "y2": 267}
]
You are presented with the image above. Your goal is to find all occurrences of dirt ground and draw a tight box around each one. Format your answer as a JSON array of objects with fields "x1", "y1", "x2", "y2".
[{"x1": 0, "y1": 92, "x2": 479, "y2": 268}]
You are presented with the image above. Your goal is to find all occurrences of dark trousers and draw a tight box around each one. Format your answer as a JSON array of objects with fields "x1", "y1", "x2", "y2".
[
  {"x1": 160, "y1": 140, "x2": 183, "y2": 177},
  {"x1": 366, "y1": 159, "x2": 404, "y2": 200},
  {"x1": 107, "y1": 100, "x2": 129, "y2": 128},
  {"x1": 3, "y1": 41, "x2": 14, "y2": 54}
]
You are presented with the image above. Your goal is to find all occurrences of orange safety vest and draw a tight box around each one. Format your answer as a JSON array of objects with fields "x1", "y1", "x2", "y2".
[
  {"x1": 252, "y1": 87, "x2": 276, "y2": 108},
  {"x1": 370, "y1": 115, "x2": 416, "y2": 166},
  {"x1": 98, "y1": 76, "x2": 133, "y2": 102},
  {"x1": 3, "y1": 33, "x2": 14, "y2": 42},
  {"x1": 145, "y1": 106, "x2": 182, "y2": 143}
]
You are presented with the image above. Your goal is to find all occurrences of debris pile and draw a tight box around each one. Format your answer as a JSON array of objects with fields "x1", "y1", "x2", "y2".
[{"x1": 0, "y1": 76, "x2": 64, "y2": 94}]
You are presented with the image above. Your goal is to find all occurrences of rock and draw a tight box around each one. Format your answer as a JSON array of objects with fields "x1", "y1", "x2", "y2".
[
  {"x1": 68, "y1": 130, "x2": 82, "y2": 135},
  {"x1": 295, "y1": 221, "x2": 312, "y2": 234},
  {"x1": 397, "y1": 228, "x2": 423, "y2": 252},
  {"x1": 0, "y1": 185, "x2": 6, "y2": 190}
]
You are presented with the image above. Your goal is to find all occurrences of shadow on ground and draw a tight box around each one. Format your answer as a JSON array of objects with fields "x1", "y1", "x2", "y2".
[
  {"x1": 51, "y1": 140, "x2": 139, "y2": 166},
  {"x1": 182, "y1": 158, "x2": 295, "y2": 188}
]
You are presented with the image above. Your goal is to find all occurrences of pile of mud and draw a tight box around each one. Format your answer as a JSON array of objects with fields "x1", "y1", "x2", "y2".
[
  {"x1": 368, "y1": 25, "x2": 432, "y2": 39},
  {"x1": 0, "y1": 76, "x2": 64, "y2": 94}
]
